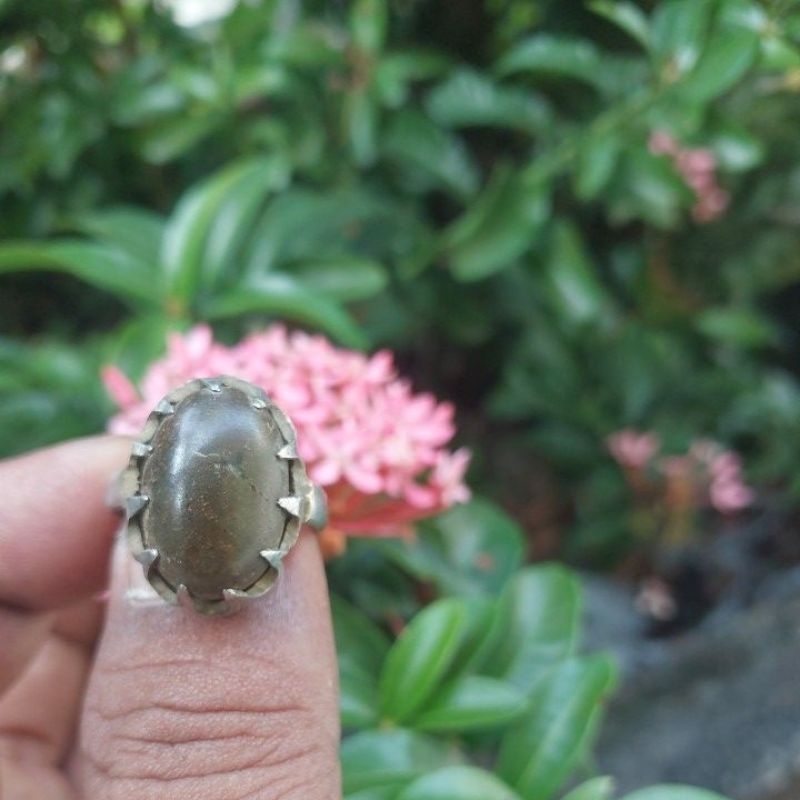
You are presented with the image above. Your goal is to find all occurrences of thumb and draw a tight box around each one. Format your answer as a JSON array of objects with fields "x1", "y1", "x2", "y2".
[{"x1": 74, "y1": 531, "x2": 340, "y2": 799}]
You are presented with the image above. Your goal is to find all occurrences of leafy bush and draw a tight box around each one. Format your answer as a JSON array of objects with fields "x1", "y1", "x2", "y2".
[
  {"x1": 1, "y1": 1, "x2": 796, "y2": 793},
  {"x1": 331, "y1": 499, "x2": 731, "y2": 799}
]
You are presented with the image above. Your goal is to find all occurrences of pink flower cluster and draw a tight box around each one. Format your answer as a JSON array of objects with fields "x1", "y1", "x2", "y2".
[
  {"x1": 649, "y1": 130, "x2": 729, "y2": 223},
  {"x1": 103, "y1": 325, "x2": 470, "y2": 547},
  {"x1": 606, "y1": 429, "x2": 755, "y2": 514}
]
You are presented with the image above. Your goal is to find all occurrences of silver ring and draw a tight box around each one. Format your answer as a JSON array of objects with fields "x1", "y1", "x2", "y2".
[{"x1": 119, "y1": 375, "x2": 327, "y2": 616}]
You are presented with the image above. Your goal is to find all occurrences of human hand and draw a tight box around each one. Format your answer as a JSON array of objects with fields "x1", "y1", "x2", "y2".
[{"x1": 0, "y1": 436, "x2": 340, "y2": 799}]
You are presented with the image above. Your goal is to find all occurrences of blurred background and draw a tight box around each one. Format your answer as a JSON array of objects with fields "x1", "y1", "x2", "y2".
[{"x1": 2, "y1": 0, "x2": 800, "y2": 796}]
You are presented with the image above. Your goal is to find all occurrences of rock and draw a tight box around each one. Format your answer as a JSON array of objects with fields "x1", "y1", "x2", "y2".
[{"x1": 595, "y1": 590, "x2": 800, "y2": 799}]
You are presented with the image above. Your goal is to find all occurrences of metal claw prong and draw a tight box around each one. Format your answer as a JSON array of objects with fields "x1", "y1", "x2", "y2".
[
  {"x1": 278, "y1": 496, "x2": 302, "y2": 519},
  {"x1": 176, "y1": 584, "x2": 194, "y2": 609},
  {"x1": 154, "y1": 398, "x2": 175, "y2": 415},
  {"x1": 260, "y1": 549, "x2": 284, "y2": 575},
  {"x1": 126, "y1": 494, "x2": 149, "y2": 518},
  {"x1": 251, "y1": 397, "x2": 268, "y2": 410},
  {"x1": 131, "y1": 441, "x2": 153, "y2": 458},
  {"x1": 306, "y1": 484, "x2": 328, "y2": 530},
  {"x1": 202, "y1": 379, "x2": 222, "y2": 392},
  {"x1": 134, "y1": 547, "x2": 159, "y2": 572},
  {"x1": 276, "y1": 442, "x2": 297, "y2": 460}
]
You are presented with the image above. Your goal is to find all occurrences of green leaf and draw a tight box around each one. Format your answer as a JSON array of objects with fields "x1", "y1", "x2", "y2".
[
  {"x1": 697, "y1": 307, "x2": 779, "y2": 348},
  {"x1": 621, "y1": 788, "x2": 732, "y2": 800},
  {"x1": 376, "y1": 50, "x2": 452, "y2": 108},
  {"x1": 588, "y1": 1, "x2": 650, "y2": 49},
  {"x1": 495, "y1": 35, "x2": 605, "y2": 89},
  {"x1": 67, "y1": 207, "x2": 165, "y2": 269},
  {"x1": 202, "y1": 156, "x2": 291, "y2": 290},
  {"x1": 545, "y1": 222, "x2": 610, "y2": 327},
  {"x1": 340, "y1": 659, "x2": 381, "y2": 729},
  {"x1": 382, "y1": 110, "x2": 479, "y2": 199},
  {"x1": 139, "y1": 114, "x2": 222, "y2": 164},
  {"x1": 161, "y1": 157, "x2": 275, "y2": 303},
  {"x1": 386, "y1": 498, "x2": 524, "y2": 597},
  {"x1": 398, "y1": 766, "x2": 524, "y2": 800},
  {"x1": 445, "y1": 166, "x2": 549, "y2": 282},
  {"x1": 575, "y1": 128, "x2": 622, "y2": 201},
  {"x1": 346, "y1": 787, "x2": 404, "y2": 800},
  {"x1": 412, "y1": 675, "x2": 527, "y2": 732},
  {"x1": 244, "y1": 186, "x2": 391, "y2": 275},
  {"x1": 341, "y1": 729, "x2": 457, "y2": 795},
  {"x1": 379, "y1": 598, "x2": 468, "y2": 723},
  {"x1": 426, "y1": 69, "x2": 550, "y2": 134},
  {"x1": 485, "y1": 565, "x2": 582, "y2": 691},
  {"x1": 562, "y1": 777, "x2": 615, "y2": 800},
  {"x1": 497, "y1": 655, "x2": 617, "y2": 800},
  {"x1": 351, "y1": 0, "x2": 388, "y2": 54},
  {"x1": 0, "y1": 241, "x2": 160, "y2": 307},
  {"x1": 290, "y1": 256, "x2": 387, "y2": 302},
  {"x1": 331, "y1": 594, "x2": 392, "y2": 676},
  {"x1": 681, "y1": 27, "x2": 760, "y2": 101},
  {"x1": 710, "y1": 125, "x2": 764, "y2": 172},
  {"x1": 203, "y1": 273, "x2": 367, "y2": 348},
  {"x1": 651, "y1": 0, "x2": 713, "y2": 75},
  {"x1": 344, "y1": 88, "x2": 379, "y2": 167}
]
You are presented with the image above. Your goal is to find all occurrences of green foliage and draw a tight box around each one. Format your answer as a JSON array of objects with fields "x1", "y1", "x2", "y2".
[
  {"x1": 0, "y1": 2, "x2": 789, "y2": 794},
  {"x1": 333, "y1": 501, "x2": 731, "y2": 799}
]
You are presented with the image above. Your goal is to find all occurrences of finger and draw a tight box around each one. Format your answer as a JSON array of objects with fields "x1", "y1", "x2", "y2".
[
  {"x1": 0, "y1": 436, "x2": 131, "y2": 611},
  {"x1": 75, "y1": 532, "x2": 340, "y2": 800},
  {"x1": 0, "y1": 599, "x2": 103, "y2": 763}
]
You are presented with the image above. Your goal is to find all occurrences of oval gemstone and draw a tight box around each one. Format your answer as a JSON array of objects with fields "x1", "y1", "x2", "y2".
[{"x1": 139, "y1": 385, "x2": 290, "y2": 599}]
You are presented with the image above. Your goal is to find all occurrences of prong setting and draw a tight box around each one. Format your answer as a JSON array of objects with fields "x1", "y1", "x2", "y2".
[{"x1": 122, "y1": 375, "x2": 325, "y2": 616}]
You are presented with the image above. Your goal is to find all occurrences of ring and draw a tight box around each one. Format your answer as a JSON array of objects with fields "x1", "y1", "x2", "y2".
[{"x1": 119, "y1": 375, "x2": 327, "y2": 616}]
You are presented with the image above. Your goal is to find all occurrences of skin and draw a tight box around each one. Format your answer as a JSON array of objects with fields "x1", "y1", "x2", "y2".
[{"x1": 0, "y1": 436, "x2": 341, "y2": 800}]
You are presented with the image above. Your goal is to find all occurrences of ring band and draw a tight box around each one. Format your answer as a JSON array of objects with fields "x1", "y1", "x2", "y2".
[{"x1": 119, "y1": 375, "x2": 326, "y2": 616}]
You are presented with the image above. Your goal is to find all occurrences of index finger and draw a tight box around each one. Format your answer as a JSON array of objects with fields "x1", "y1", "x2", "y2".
[{"x1": 0, "y1": 436, "x2": 130, "y2": 612}]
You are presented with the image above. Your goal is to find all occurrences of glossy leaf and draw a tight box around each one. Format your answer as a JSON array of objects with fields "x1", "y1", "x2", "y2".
[
  {"x1": 711, "y1": 125, "x2": 764, "y2": 172},
  {"x1": 161, "y1": 157, "x2": 274, "y2": 302},
  {"x1": 331, "y1": 594, "x2": 392, "y2": 676},
  {"x1": 412, "y1": 675, "x2": 527, "y2": 732},
  {"x1": 68, "y1": 207, "x2": 165, "y2": 269},
  {"x1": 0, "y1": 240, "x2": 160, "y2": 307},
  {"x1": 203, "y1": 273, "x2": 367, "y2": 348},
  {"x1": 201, "y1": 156, "x2": 291, "y2": 289},
  {"x1": 382, "y1": 110, "x2": 479, "y2": 199},
  {"x1": 545, "y1": 222, "x2": 610, "y2": 327},
  {"x1": 621, "y1": 788, "x2": 732, "y2": 800},
  {"x1": 575, "y1": 128, "x2": 622, "y2": 201},
  {"x1": 484, "y1": 565, "x2": 582, "y2": 691},
  {"x1": 697, "y1": 307, "x2": 778, "y2": 348},
  {"x1": 562, "y1": 777, "x2": 616, "y2": 800},
  {"x1": 139, "y1": 114, "x2": 221, "y2": 164},
  {"x1": 244, "y1": 186, "x2": 390, "y2": 275},
  {"x1": 445, "y1": 166, "x2": 549, "y2": 281},
  {"x1": 426, "y1": 69, "x2": 550, "y2": 133},
  {"x1": 341, "y1": 729, "x2": 457, "y2": 796},
  {"x1": 398, "y1": 766, "x2": 524, "y2": 800},
  {"x1": 290, "y1": 256, "x2": 387, "y2": 302},
  {"x1": 345, "y1": 88, "x2": 379, "y2": 167},
  {"x1": 495, "y1": 35, "x2": 605, "y2": 89},
  {"x1": 497, "y1": 655, "x2": 617, "y2": 800},
  {"x1": 681, "y1": 27, "x2": 759, "y2": 101},
  {"x1": 385, "y1": 498, "x2": 524, "y2": 597},
  {"x1": 376, "y1": 50, "x2": 452, "y2": 108},
  {"x1": 346, "y1": 788, "x2": 403, "y2": 800},
  {"x1": 340, "y1": 659, "x2": 381, "y2": 729},
  {"x1": 350, "y1": 0, "x2": 388, "y2": 55},
  {"x1": 650, "y1": 0, "x2": 713, "y2": 74},
  {"x1": 379, "y1": 598, "x2": 468, "y2": 722},
  {"x1": 588, "y1": 1, "x2": 650, "y2": 49}
]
